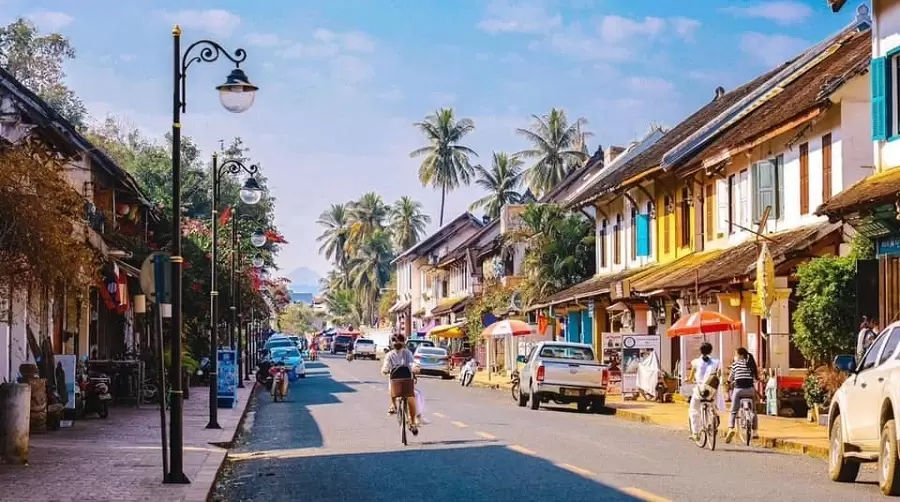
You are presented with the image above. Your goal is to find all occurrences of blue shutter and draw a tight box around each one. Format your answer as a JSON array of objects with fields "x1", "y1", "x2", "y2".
[
  {"x1": 872, "y1": 57, "x2": 888, "y2": 140},
  {"x1": 567, "y1": 311, "x2": 580, "y2": 343},
  {"x1": 636, "y1": 214, "x2": 650, "y2": 257},
  {"x1": 581, "y1": 309, "x2": 592, "y2": 345}
]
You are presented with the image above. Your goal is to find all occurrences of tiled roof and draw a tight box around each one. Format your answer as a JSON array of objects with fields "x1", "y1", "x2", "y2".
[
  {"x1": 439, "y1": 219, "x2": 500, "y2": 266},
  {"x1": 631, "y1": 222, "x2": 841, "y2": 292},
  {"x1": 430, "y1": 295, "x2": 471, "y2": 316},
  {"x1": 529, "y1": 266, "x2": 655, "y2": 310},
  {"x1": 817, "y1": 168, "x2": 900, "y2": 218},
  {"x1": 686, "y1": 30, "x2": 870, "y2": 168},
  {"x1": 393, "y1": 212, "x2": 483, "y2": 263}
]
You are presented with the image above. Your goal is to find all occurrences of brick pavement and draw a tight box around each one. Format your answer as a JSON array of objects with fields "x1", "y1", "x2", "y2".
[{"x1": 0, "y1": 380, "x2": 253, "y2": 502}]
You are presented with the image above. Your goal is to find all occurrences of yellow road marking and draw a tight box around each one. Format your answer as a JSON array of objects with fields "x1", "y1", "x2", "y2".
[
  {"x1": 451, "y1": 420, "x2": 468, "y2": 428},
  {"x1": 433, "y1": 412, "x2": 447, "y2": 418},
  {"x1": 622, "y1": 487, "x2": 673, "y2": 502},
  {"x1": 475, "y1": 431, "x2": 496, "y2": 440},
  {"x1": 557, "y1": 463, "x2": 595, "y2": 477},
  {"x1": 507, "y1": 444, "x2": 536, "y2": 456}
]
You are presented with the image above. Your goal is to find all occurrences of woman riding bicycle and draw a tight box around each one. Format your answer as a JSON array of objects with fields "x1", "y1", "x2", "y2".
[
  {"x1": 687, "y1": 342, "x2": 721, "y2": 442},
  {"x1": 725, "y1": 347, "x2": 759, "y2": 443},
  {"x1": 381, "y1": 334, "x2": 419, "y2": 435}
]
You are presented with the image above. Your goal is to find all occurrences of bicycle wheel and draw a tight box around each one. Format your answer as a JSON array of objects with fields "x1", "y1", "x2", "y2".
[
  {"x1": 398, "y1": 398, "x2": 407, "y2": 446},
  {"x1": 689, "y1": 403, "x2": 707, "y2": 448},
  {"x1": 707, "y1": 410, "x2": 718, "y2": 451}
]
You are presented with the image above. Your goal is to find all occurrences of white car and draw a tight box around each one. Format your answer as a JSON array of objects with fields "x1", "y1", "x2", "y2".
[
  {"x1": 828, "y1": 322, "x2": 900, "y2": 495},
  {"x1": 353, "y1": 338, "x2": 376, "y2": 359}
]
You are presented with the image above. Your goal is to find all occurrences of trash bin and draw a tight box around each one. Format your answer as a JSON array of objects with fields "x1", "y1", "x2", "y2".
[{"x1": 0, "y1": 382, "x2": 31, "y2": 464}]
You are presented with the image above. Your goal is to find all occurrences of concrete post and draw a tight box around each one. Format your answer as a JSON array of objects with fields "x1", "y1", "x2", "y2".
[{"x1": 0, "y1": 382, "x2": 30, "y2": 464}]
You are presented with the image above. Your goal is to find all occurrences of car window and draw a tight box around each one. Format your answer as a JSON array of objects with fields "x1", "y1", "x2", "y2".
[
  {"x1": 271, "y1": 348, "x2": 299, "y2": 359},
  {"x1": 356, "y1": 339, "x2": 373, "y2": 345},
  {"x1": 880, "y1": 327, "x2": 900, "y2": 365},
  {"x1": 539, "y1": 345, "x2": 594, "y2": 360},
  {"x1": 417, "y1": 348, "x2": 447, "y2": 356},
  {"x1": 860, "y1": 331, "x2": 890, "y2": 372}
]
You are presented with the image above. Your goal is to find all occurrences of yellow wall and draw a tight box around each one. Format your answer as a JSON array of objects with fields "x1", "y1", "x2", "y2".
[{"x1": 655, "y1": 181, "x2": 696, "y2": 264}]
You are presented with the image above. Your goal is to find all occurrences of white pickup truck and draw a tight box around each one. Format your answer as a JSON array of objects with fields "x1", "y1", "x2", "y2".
[
  {"x1": 518, "y1": 341, "x2": 610, "y2": 413},
  {"x1": 828, "y1": 321, "x2": 900, "y2": 495},
  {"x1": 353, "y1": 338, "x2": 377, "y2": 360}
]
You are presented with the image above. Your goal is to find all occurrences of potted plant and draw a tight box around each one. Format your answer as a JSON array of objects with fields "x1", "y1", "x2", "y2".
[{"x1": 803, "y1": 372, "x2": 827, "y2": 424}]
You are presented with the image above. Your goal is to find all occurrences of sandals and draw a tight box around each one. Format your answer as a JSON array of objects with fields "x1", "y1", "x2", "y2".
[
  {"x1": 409, "y1": 424, "x2": 419, "y2": 436},
  {"x1": 388, "y1": 407, "x2": 397, "y2": 415}
]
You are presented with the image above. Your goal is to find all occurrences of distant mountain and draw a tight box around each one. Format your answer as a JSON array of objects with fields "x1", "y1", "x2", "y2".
[
  {"x1": 290, "y1": 292, "x2": 314, "y2": 304},
  {"x1": 287, "y1": 267, "x2": 321, "y2": 294}
]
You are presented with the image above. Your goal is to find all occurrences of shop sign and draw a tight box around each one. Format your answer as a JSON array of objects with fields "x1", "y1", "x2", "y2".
[
  {"x1": 217, "y1": 349, "x2": 238, "y2": 408},
  {"x1": 621, "y1": 335, "x2": 661, "y2": 398},
  {"x1": 587, "y1": 300, "x2": 595, "y2": 318},
  {"x1": 878, "y1": 236, "x2": 900, "y2": 257},
  {"x1": 610, "y1": 280, "x2": 631, "y2": 300}
]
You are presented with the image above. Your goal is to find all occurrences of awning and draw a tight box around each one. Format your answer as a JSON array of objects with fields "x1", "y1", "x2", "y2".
[
  {"x1": 528, "y1": 265, "x2": 655, "y2": 311},
  {"x1": 114, "y1": 259, "x2": 141, "y2": 278},
  {"x1": 416, "y1": 319, "x2": 436, "y2": 335},
  {"x1": 389, "y1": 300, "x2": 411, "y2": 313},
  {"x1": 429, "y1": 322, "x2": 465, "y2": 338},
  {"x1": 430, "y1": 295, "x2": 471, "y2": 316},
  {"x1": 817, "y1": 167, "x2": 900, "y2": 219}
]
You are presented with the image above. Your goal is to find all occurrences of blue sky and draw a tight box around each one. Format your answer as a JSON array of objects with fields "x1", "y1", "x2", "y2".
[{"x1": 4, "y1": 1, "x2": 857, "y2": 277}]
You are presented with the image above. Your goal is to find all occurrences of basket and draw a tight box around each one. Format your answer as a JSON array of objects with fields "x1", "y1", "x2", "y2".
[{"x1": 390, "y1": 378, "x2": 414, "y2": 398}]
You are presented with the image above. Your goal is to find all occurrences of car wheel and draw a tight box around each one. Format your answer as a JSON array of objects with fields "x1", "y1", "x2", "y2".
[
  {"x1": 828, "y1": 415, "x2": 860, "y2": 482},
  {"x1": 577, "y1": 399, "x2": 589, "y2": 413},
  {"x1": 591, "y1": 396, "x2": 606, "y2": 412},
  {"x1": 442, "y1": 373, "x2": 453, "y2": 380},
  {"x1": 880, "y1": 419, "x2": 900, "y2": 495},
  {"x1": 529, "y1": 386, "x2": 540, "y2": 411}
]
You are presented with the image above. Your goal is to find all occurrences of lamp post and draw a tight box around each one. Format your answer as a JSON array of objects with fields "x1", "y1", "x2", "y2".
[
  {"x1": 232, "y1": 215, "x2": 267, "y2": 388},
  {"x1": 169, "y1": 25, "x2": 257, "y2": 484},
  {"x1": 207, "y1": 154, "x2": 260, "y2": 429}
]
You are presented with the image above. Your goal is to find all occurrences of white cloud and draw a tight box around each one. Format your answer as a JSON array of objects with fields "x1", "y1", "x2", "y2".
[
  {"x1": 477, "y1": 0, "x2": 562, "y2": 34},
  {"x1": 330, "y1": 55, "x2": 374, "y2": 85},
  {"x1": 628, "y1": 76, "x2": 676, "y2": 94},
  {"x1": 246, "y1": 32, "x2": 284, "y2": 48},
  {"x1": 548, "y1": 23, "x2": 632, "y2": 61},
  {"x1": 281, "y1": 42, "x2": 339, "y2": 59},
  {"x1": 281, "y1": 28, "x2": 375, "y2": 60},
  {"x1": 377, "y1": 86, "x2": 404, "y2": 101},
  {"x1": 598, "y1": 15, "x2": 665, "y2": 43},
  {"x1": 722, "y1": 1, "x2": 813, "y2": 25},
  {"x1": 429, "y1": 91, "x2": 458, "y2": 104},
  {"x1": 341, "y1": 31, "x2": 376, "y2": 53},
  {"x1": 160, "y1": 9, "x2": 241, "y2": 38},
  {"x1": 670, "y1": 17, "x2": 701, "y2": 41},
  {"x1": 26, "y1": 10, "x2": 73, "y2": 31},
  {"x1": 739, "y1": 32, "x2": 808, "y2": 66}
]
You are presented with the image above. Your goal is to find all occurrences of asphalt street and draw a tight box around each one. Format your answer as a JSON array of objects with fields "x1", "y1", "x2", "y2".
[{"x1": 212, "y1": 354, "x2": 885, "y2": 502}]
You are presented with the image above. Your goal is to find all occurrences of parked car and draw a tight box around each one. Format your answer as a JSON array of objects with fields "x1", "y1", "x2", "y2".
[
  {"x1": 518, "y1": 341, "x2": 609, "y2": 413},
  {"x1": 268, "y1": 346, "x2": 306, "y2": 379},
  {"x1": 353, "y1": 338, "x2": 376, "y2": 359},
  {"x1": 265, "y1": 335, "x2": 295, "y2": 351},
  {"x1": 828, "y1": 322, "x2": 900, "y2": 495},
  {"x1": 413, "y1": 346, "x2": 452, "y2": 379},
  {"x1": 331, "y1": 334, "x2": 354, "y2": 354},
  {"x1": 407, "y1": 338, "x2": 434, "y2": 353}
]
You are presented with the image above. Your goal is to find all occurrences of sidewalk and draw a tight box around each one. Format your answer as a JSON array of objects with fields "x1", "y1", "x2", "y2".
[
  {"x1": 466, "y1": 370, "x2": 829, "y2": 459},
  {"x1": 0, "y1": 380, "x2": 254, "y2": 502}
]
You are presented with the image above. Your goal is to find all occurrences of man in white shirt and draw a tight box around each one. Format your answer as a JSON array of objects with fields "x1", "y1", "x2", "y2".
[{"x1": 687, "y1": 342, "x2": 720, "y2": 441}]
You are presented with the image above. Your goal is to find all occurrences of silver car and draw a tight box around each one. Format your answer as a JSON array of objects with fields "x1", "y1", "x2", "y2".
[{"x1": 414, "y1": 346, "x2": 452, "y2": 379}]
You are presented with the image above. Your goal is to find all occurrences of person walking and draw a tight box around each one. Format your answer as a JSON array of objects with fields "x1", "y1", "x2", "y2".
[{"x1": 857, "y1": 316, "x2": 877, "y2": 361}]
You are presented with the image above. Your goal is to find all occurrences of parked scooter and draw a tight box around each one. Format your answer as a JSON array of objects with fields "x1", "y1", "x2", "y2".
[
  {"x1": 270, "y1": 363, "x2": 289, "y2": 402},
  {"x1": 460, "y1": 358, "x2": 477, "y2": 387},
  {"x1": 78, "y1": 370, "x2": 112, "y2": 418},
  {"x1": 510, "y1": 369, "x2": 521, "y2": 402}
]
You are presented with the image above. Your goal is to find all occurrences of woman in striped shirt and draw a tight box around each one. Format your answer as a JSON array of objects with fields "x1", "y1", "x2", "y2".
[{"x1": 725, "y1": 347, "x2": 758, "y2": 443}]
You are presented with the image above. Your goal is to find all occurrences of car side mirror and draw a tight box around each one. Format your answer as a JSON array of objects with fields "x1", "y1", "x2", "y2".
[
  {"x1": 516, "y1": 355, "x2": 526, "y2": 364},
  {"x1": 834, "y1": 354, "x2": 856, "y2": 373}
]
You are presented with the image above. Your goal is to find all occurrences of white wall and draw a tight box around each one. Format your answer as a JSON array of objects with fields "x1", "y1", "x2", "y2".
[{"x1": 875, "y1": 0, "x2": 900, "y2": 170}]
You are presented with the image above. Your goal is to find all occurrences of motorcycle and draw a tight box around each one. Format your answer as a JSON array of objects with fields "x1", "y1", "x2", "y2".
[
  {"x1": 460, "y1": 359, "x2": 477, "y2": 387},
  {"x1": 79, "y1": 371, "x2": 112, "y2": 418},
  {"x1": 346, "y1": 351, "x2": 354, "y2": 362},
  {"x1": 510, "y1": 369, "x2": 521, "y2": 402},
  {"x1": 270, "y1": 366, "x2": 289, "y2": 402}
]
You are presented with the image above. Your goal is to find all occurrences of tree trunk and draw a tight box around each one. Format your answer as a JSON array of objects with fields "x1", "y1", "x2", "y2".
[{"x1": 439, "y1": 184, "x2": 446, "y2": 227}]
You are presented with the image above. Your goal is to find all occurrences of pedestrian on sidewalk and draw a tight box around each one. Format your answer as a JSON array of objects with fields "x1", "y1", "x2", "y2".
[
  {"x1": 856, "y1": 316, "x2": 877, "y2": 361},
  {"x1": 687, "y1": 342, "x2": 722, "y2": 442},
  {"x1": 725, "y1": 347, "x2": 758, "y2": 443}
]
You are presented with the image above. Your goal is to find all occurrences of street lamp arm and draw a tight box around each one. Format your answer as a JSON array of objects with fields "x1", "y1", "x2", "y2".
[
  {"x1": 217, "y1": 160, "x2": 259, "y2": 180},
  {"x1": 179, "y1": 40, "x2": 248, "y2": 112}
]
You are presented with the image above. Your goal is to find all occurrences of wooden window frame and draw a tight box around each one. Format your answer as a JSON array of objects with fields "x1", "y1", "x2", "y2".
[
  {"x1": 600, "y1": 219, "x2": 607, "y2": 268},
  {"x1": 614, "y1": 213, "x2": 622, "y2": 265},
  {"x1": 705, "y1": 184, "x2": 714, "y2": 240},
  {"x1": 663, "y1": 196, "x2": 671, "y2": 254},
  {"x1": 680, "y1": 187, "x2": 691, "y2": 248},
  {"x1": 630, "y1": 207, "x2": 637, "y2": 261},
  {"x1": 799, "y1": 142, "x2": 809, "y2": 215},
  {"x1": 822, "y1": 133, "x2": 832, "y2": 202}
]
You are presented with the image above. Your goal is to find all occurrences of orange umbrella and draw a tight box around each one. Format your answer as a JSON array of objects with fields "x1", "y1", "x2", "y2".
[
  {"x1": 481, "y1": 319, "x2": 533, "y2": 338},
  {"x1": 667, "y1": 311, "x2": 741, "y2": 337}
]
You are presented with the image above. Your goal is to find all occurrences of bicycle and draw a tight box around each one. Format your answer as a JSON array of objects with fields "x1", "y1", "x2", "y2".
[
  {"x1": 389, "y1": 367, "x2": 416, "y2": 446},
  {"x1": 737, "y1": 397, "x2": 755, "y2": 446},
  {"x1": 690, "y1": 396, "x2": 720, "y2": 451}
]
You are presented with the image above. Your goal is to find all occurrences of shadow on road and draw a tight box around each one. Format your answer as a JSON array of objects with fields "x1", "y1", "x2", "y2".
[{"x1": 214, "y1": 444, "x2": 642, "y2": 502}]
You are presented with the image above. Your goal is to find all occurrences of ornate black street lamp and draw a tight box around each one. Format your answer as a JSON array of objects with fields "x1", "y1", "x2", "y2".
[
  {"x1": 169, "y1": 25, "x2": 257, "y2": 484},
  {"x1": 232, "y1": 215, "x2": 267, "y2": 388},
  {"x1": 207, "y1": 154, "x2": 260, "y2": 429}
]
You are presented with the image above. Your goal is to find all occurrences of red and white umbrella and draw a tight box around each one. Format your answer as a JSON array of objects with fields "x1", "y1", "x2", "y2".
[
  {"x1": 481, "y1": 319, "x2": 533, "y2": 338},
  {"x1": 667, "y1": 311, "x2": 742, "y2": 337}
]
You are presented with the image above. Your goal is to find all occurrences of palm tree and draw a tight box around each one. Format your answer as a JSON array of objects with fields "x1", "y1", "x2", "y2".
[
  {"x1": 516, "y1": 108, "x2": 590, "y2": 196},
  {"x1": 390, "y1": 196, "x2": 431, "y2": 251},
  {"x1": 348, "y1": 192, "x2": 388, "y2": 252},
  {"x1": 410, "y1": 108, "x2": 477, "y2": 226},
  {"x1": 348, "y1": 230, "x2": 394, "y2": 324},
  {"x1": 316, "y1": 204, "x2": 351, "y2": 279},
  {"x1": 469, "y1": 152, "x2": 525, "y2": 220}
]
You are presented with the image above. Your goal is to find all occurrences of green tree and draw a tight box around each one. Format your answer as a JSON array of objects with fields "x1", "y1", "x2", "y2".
[
  {"x1": 793, "y1": 255, "x2": 857, "y2": 366},
  {"x1": 516, "y1": 108, "x2": 589, "y2": 196},
  {"x1": 469, "y1": 152, "x2": 525, "y2": 220},
  {"x1": 0, "y1": 18, "x2": 86, "y2": 128},
  {"x1": 324, "y1": 287, "x2": 364, "y2": 328},
  {"x1": 278, "y1": 303, "x2": 320, "y2": 334},
  {"x1": 411, "y1": 108, "x2": 477, "y2": 225},
  {"x1": 316, "y1": 203, "x2": 351, "y2": 280},
  {"x1": 348, "y1": 230, "x2": 394, "y2": 324},
  {"x1": 348, "y1": 192, "x2": 389, "y2": 252},
  {"x1": 390, "y1": 196, "x2": 430, "y2": 251}
]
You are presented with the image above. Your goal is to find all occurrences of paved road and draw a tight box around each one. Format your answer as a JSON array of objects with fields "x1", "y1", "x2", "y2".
[{"x1": 212, "y1": 355, "x2": 884, "y2": 502}]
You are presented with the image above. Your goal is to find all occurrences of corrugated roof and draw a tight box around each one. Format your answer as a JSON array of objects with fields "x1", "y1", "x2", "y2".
[
  {"x1": 817, "y1": 167, "x2": 900, "y2": 218},
  {"x1": 393, "y1": 212, "x2": 483, "y2": 263},
  {"x1": 529, "y1": 266, "x2": 654, "y2": 310}
]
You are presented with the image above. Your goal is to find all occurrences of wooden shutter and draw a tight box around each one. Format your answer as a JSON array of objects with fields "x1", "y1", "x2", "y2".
[
  {"x1": 705, "y1": 184, "x2": 714, "y2": 239},
  {"x1": 799, "y1": 143, "x2": 809, "y2": 214},
  {"x1": 663, "y1": 198, "x2": 670, "y2": 254},
  {"x1": 631, "y1": 208, "x2": 637, "y2": 261},
  {"x1": 614, "y1": 214, "x2": 621, "y2": 265},
  {"x1": 636, "y1": 214, "x2": 650, "y2": 257},
  {"x1": 754, "y1": 162, "x2": 776, "y2": 223},
  {"x1": 600, "y1": 220, "x2": 607, "y2": 268},
  {"x1": 822, "y1": 134, "x2": 832, "y2": 202},
  {"x1": 872, "y1": 57, "x2": 889, "y2": 141},
  {"x1": 675, "y1": 195, "x2": 683, "y2": 249},
  {"x1": 775, "y1": 156, "x2": 784, "y2": 219},
  {"x1": 728, "y1": 175, "x2": 736, "y2": 234},
  {"x1": 716, "y1": 179, "x2": 727, "y2": 237}
]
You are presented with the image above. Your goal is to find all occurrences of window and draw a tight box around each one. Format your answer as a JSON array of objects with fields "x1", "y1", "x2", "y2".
[
  {"x1": 630, "y1": 207, "x2": 637, "y2": 260},
  {"x1": 716, "y1": 178, "x2": 728, "y2": 238},
  {"x1": 799, "y1": 142, "x2": 809, "y2": 214},
  {"x1": 871, "y1": 55, "x2": 896, "y2": 140},
  {"x1": 860, "y1": 331, "x2": 889, "y2": 371},
  {"x1": 705, "y1": 184, "x2": 714, "y2": 240},
  {"x1": 600, "y1": 219, "x2": 607, "y2": 268},
  {"x1": 728, "y1": 175, "x2": 735, "y2": 234},
  {"x1": 663, "y1": 196, "x2": 672, "y2": 253},
  {"x1": 752, "y1": 155, "x2": 784, "y2": 222},
  {"x1": 739, "y1": 169, "x2": 750, "y2": 228},
  {"x1": 680, "y1": 187, "x2": 691, "y2": 248},
  {"x1": 881, "y1": 328, "x2": 900, "y2": 365},
  {"x1": 822, "y1": 133, "x2": 832, "y2": 202},
  {"x1": 614, "y1": 213, "x2": 622, "y2": 265}
]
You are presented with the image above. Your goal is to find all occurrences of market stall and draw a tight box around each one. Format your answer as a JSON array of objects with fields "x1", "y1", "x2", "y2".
[{"x1": 481, "y1": 319, "x2": 535, "y2": 377}]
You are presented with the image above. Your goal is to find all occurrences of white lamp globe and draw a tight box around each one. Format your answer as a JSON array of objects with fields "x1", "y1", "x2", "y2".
[
  {"x1": 250, "y1": 229, "x2": 267, "y2": 248},
  {"x1": 217, "y1": 68, "x2": 258, "y2": 113}
]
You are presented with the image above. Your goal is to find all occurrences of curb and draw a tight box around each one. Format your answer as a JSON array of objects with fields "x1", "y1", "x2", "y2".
[{"x1": 607, "y1": 404, "x2": 829, "y2": 459}]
